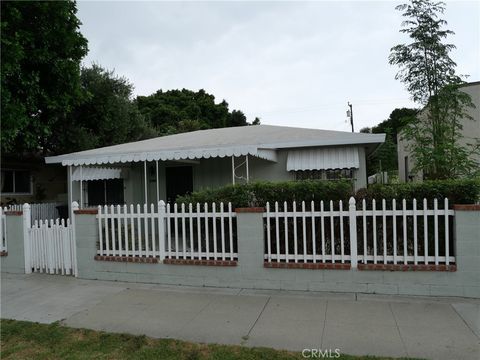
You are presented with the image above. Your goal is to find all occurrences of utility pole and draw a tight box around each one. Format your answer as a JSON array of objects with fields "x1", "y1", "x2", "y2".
[{"x1": 347, "y1": 102, "x2": 354, "y2": 132}]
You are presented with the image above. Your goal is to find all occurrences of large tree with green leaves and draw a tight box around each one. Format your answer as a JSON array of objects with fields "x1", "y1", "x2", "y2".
[
  {"x1": 389, "y1": 0, "x2": 478, "y2": 179},
  {"x1": 1, "y1": 0, "x2": 88, "y2": 155},
  {"x1": 136, "y1": 89, "x2": 259, "y2": 136},
  {"x1": 52, "y1": 65, "x2": 156, "y2": 153}
]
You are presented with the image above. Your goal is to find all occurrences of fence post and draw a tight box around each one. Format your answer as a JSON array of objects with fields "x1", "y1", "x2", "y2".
[
  {"x1": 349, "y1": 197, "x2": 358, "y2": 269},
  {"x1": 22, "y1": 203, "x2": 32, "y2": 274},
  {"x1": 72, "y1": 201, "x2": 79, "y2": 277},
  {"x1": 158, "y1": 200, "x2": 166, "y2": 261}
]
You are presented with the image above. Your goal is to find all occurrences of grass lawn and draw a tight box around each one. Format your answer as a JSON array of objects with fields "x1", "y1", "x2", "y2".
[{"x1": 1, "y1": 319, "x2": 417, "y2": 360}]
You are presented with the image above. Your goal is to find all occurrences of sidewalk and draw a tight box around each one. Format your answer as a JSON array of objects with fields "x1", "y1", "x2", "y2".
[{"x1": 1, "y1": 273, "x2": 479, "y2": 360}]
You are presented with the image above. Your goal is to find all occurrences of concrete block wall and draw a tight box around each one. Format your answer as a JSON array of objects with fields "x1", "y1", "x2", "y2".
[
  {"x1": 0, "y1": 212, "x2": 27, "y2": 274},
  {"x1": 2, "y1": 206, "x2": 477, "y2": 298},
  {"x1": 73, "y1": 206, "x2": 480, "y2": 299}
]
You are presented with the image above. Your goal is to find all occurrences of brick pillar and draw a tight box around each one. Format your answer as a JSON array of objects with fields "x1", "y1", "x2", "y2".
[
  {"x1": 453, "y1": 204, "x2": 480, "y2": 298},
  {"x1": 0, "y1": 210, "x2": 26, "y2": 274},
  {"x1": 235, "y1": 208, "x2": 265, "y2": 279}
]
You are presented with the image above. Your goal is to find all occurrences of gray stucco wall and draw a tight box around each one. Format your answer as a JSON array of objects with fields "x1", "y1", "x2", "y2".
[
  {"x1": 1, "y1": 213, "x2": 26, "y2": 274},
  {"x1": 74, "y1": 208, "x2": 480, "y2": 298}
]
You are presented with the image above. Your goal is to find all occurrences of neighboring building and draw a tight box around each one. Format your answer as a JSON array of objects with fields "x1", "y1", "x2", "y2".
[
  {"x1": 398, "y1": 82, "x2": 480, "y2": 182},
  {"x1": 0, "y1": 155, "x2": 67, "y2": 206},
  {"x1": 45, "y1": 125, "x2": 385, "y2": 211}
]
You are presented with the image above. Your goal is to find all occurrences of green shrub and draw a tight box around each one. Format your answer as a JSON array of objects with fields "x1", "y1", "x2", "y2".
[
  {"x1": 176, "y1": 180, "x2": 354, "y2": 208},
  {"x1": 355, "y1": 178, "x2": 480, "y2": 206},
  {"x1": 176, "y1": 178, "x2": 480, "y2": 209}
]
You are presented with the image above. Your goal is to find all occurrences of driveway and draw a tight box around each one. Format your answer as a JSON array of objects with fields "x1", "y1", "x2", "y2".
[{"x1": 1, "y1": 273, "x2": 479, "y2": 360}]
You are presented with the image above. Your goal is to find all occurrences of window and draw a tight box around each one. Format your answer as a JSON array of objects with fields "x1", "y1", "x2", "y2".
[
  {"x1": 294, "y1": 169, "x2": 354, "y2": 181},
  {"x1": 325, "y1": 169, "x2": 354, "y2": 180},
  {"x1": 87, "y1": 179, "x2": 124, "y2": 206},
  {"x1": 1, "y1": 170, "x2": 32, "y2": 194},
  {"x1": 295, "y1": 170, "x2": 324, "y2": 181}
]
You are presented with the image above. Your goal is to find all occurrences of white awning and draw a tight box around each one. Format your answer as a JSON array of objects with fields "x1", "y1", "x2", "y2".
[
  {"x1": 56, "y1": 146, "x2": 277, "y2": 166},
  {"x1": 286, "y1": 147, "x2": 360, "y2": 171},
  {"x1": 72, "y1": 167, "x2": 122, "y2": 181}
]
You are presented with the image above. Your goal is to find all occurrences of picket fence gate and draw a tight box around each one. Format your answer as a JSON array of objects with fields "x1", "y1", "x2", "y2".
[{"x1": 20, "y1": 204, "x2": 77, "y2": 276}]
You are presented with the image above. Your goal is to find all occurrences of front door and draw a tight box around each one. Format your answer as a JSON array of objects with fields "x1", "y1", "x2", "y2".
[{"x1": 165, "y1": 166, "x2": 193, "y2": 203}]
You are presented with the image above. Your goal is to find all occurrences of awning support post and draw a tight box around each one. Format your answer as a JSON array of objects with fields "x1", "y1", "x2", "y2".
[
  {"x1": 155, "y1": 160, "x2": 159, "y2": 204},
  {"x1": 231, "y1": 156, "x2": 235, "y2": 185},
  {"x1": 68, "y1": 166, "x2": 73, "y2": 219},
  {"x1": 246, "y1": 154, "x2": 249, "y2": 183},
  {"x1": 144, "y1": 160, "x2": 148, "y2": 205},
  {"x1": 79, "y1": 165, "x2": 83, "y2": 209}
]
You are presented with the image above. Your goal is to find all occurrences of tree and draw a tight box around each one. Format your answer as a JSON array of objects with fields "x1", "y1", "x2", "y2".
[
  {"x1": 362, "y1": 108, "x2": 418, "y2": 175},
  {"x1": 53, "y1": 65, "x2": 156, "y2": 153},
  {"x1": 389, "y1": 0, "x2": 477, "y2": 179},
  {"x1": 1, "y1": 1, "x2": 88, "y2": 154},
  {"x1": 136, "y1": 89, "x2": 257, "y2": 135}
]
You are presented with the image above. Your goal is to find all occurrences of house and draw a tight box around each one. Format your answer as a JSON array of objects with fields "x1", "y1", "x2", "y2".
[
  {"x1": 398, "y1": 81, "x2": 480, "y2": 182},
  {"x1": 1, "y1": 155, "x2": 67, "y2": 206},
  {"x1": 44, "y1": 125, "x2": 385, "y2": 213}
]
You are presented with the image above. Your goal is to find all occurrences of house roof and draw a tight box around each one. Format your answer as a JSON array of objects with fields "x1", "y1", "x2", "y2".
[{"x1": 45, "y1": 125, "x2": 385, "y2": 166}]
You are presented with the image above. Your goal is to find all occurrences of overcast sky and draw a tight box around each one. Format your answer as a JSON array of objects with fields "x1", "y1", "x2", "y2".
[{"x1": 77, "y1": 0, "x2": 479, "y2": 132}]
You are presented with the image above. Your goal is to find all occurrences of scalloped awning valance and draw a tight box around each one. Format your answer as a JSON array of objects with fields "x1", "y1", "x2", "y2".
[
  {"x1": 55, "y1": 146, "x2": 277, "y2": 166},
  {"x1": 71, "y1": 167, "x2": 122, "y2": 181}
]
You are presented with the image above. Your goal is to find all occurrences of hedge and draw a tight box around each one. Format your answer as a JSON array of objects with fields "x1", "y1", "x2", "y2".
[
  {"x1": 176, "y1": 180, "x2": 354, "y2": 208},
  {"x1": 176, "y1": 178, "x2": 480, "y2": 209},
  {"x1": 355, "y1": 178, "x2": 480, "y2": 206}
]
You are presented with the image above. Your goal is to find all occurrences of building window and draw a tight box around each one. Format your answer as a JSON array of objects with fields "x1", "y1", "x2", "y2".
[
  {"x1": 295, "y1": 170, "x2": 324, "y2": 180},
  {"x1": 294, "y1": 169, "x2": 354, "y2": 181},
  {"x1": 325, "y1": 169, "x2": 354, "y2": 180},
  {"x1": 1, "y1": 170, "x2": 32, "y2": 194}
]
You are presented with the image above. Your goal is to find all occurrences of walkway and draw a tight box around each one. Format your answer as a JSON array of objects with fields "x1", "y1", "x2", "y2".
[{"x1": 1, "y1": 273, "x2": 479, "y2": 359}]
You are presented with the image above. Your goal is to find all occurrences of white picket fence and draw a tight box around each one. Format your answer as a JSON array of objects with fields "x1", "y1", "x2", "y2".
[
  {"x1": 264, "y1": 197, "x2": 455, "y2": 267},
  {"x1": 28, "y1": 219, "x2": 76, "y2": 275},
  {"x1": 97, "y1": 201, "x2": 237, "y2": 261},
  {"x1": 8, "y1": 202, "x2": 60, "y2": 223},
  {"x1": 0, "y1": 207, "x2": 7, "y2": 253}
]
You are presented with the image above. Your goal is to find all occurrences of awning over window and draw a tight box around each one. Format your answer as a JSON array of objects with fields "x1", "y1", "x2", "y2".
[
  {"x1": 286, "y1": 147, "x2": 360, "y2": 171},
  {"x1": 71, "y1": 167, "x2": 122, "y2": 181}
]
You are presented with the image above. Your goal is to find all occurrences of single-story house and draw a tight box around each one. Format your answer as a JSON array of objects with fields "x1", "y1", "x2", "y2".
[
  {"x1": 398, "y1": 81, "x2": 480, "y2": 182},
  {"x1": 45, "y1": 125, "x2": 385, "y2": 213}
]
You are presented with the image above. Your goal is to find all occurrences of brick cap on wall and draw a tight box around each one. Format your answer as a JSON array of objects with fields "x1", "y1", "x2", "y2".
[
  {"x1": 4, "y1": 211, "x2": 22, "y2": 216},
  {"x1": 358, "y1": 264, "x2": 456, "y2": 272},
  {"x1": 74, "y1": 209, "x2": 99, "y2": 215},
  {"x1": 264, "y1": 262, "x2": 351, "y2": 270},
  {"x1": 94, "y1": 255, "x2": 158, "y2": 263},
  {"x1": 164, "y1": 259, "x2": 238, "y2": 266},
  {"x1": 453, "y1": 204, "x2": 480, "y2": 211},
  {"x1": 235, "y1": 207, "x2": 265, "y2": 213}
]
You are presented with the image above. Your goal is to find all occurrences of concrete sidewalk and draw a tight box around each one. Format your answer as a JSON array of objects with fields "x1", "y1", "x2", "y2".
[{"x1": 1, "y1": 273, "x2": 479, "y2": 360}]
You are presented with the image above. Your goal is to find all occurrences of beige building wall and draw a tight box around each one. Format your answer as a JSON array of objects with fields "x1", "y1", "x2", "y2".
[{"x1": 398, "y1": 82, "x2": 480, "y2": 182}]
